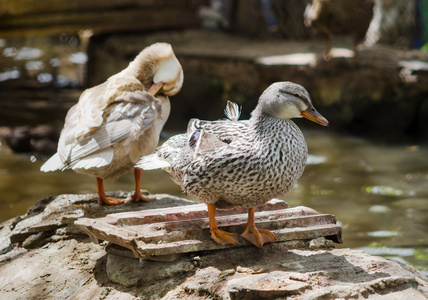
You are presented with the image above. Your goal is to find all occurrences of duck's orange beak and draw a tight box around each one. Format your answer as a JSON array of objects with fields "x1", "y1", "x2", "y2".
[
  {"x1": 148, "y1": 81, "x2": 164, "y2": 96},
  {"x1": 301, "y1": 106, "x2": 329, "y2": 126}
]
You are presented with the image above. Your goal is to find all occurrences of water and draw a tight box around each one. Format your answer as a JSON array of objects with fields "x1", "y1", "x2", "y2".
[{"x1": 0, "y1": 129, "x2": 427, "y2": 275}]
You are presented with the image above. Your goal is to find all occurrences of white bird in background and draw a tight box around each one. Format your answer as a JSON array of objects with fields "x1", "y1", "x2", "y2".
[{"x1": 41, "y1": 43, "x2": 183, "y2": 205}]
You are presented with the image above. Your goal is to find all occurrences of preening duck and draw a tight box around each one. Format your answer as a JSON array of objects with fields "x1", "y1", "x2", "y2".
[
  {"x1": 137, "y1": 81, "x2": 328, "y2": 247},
  {"x1": 41, "y1": 42, "x2": 183, "y2": 205}
]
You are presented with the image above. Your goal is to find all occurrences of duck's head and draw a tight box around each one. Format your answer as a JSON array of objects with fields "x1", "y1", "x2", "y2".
[
  {"x1": 253, "y1": 81, "x2": 328, "y2": 126},
  {"x1": 130, "y1": 42, "x2": 183, "y2": 97}
]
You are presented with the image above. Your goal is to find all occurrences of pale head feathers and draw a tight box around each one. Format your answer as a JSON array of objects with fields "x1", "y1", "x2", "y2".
[
  {"x1": 127, "y1": 42, "x2": 183, "y2": 96},
  {"x1": 251, "y1": 81, "x2": 312, "y2": 120}
]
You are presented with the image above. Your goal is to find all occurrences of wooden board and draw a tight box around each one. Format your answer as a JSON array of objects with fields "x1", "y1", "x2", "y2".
[{"x1": 75, "y1": 199, "x2": 342, "y2": 260}]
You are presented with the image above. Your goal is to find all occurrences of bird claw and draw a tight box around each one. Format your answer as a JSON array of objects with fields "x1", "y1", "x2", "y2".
[
  {"x1": 210, "y1": 228, "x2": 239, "y2": 246},
  {"x1": 130, "y1": 193, "x2": 156, "y2": 202},
  {"x1": 98, "y1": 197, "x2": 125, "y2": 206},
  {"x1": 241, "y1": 227, "x2": 276, "y2": 248}
]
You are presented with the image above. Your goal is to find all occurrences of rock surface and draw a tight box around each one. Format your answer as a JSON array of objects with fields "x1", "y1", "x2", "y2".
[{"x1": 0, "y1": 192, "x2": 427, "y2": 299}]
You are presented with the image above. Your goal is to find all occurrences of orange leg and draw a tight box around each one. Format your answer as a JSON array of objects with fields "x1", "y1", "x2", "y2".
[
  {"x1": 96, "y1": 177, "x2": 125, "y2": 205},
  {"x1": 241, "y1": 207, "x2": 276, "y2": 247},
  {"x1": 130, "y1": 168, "x2": 155, "y2": 202},
  {"x1": 207, "y1": 204, "x2": 239, "y2": 245}
]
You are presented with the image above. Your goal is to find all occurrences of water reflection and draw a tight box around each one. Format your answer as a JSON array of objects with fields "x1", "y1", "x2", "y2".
[
  {"x1": 0, "y1": 35, "x2": 87, "y2": 89},
  {"x1": 0, "y1": 129, "x2": 427, "y2": 274},
  {"x1": 0, "y1": 69, "x2": 20, "y2": 82},
  {"x1": 3, "y1": 46, "x2": 43, "y2": 60}
]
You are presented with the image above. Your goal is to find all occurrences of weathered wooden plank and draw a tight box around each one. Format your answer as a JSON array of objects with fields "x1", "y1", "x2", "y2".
[
  {"x1": 75, "y1": 200, "x2": 290, "y2": 239},
  {"x1": 0, "y1": 9, "x2": 199, "y2": 33},
  {"x1": 75, "y1": 200, "x2": 342, "y2": 260},
  {"x1": 0, "y1": 2, "x2": 207, "y2": 37},
  {"x1": 123, "y1": 211, "x2": 336, "y2": 239},
  {"x1": 75, "y1": 217, "x2": 140, "y2": 256},
  {"x1": 131, "y1": 224, "x2": 342, "y2": 257},
  {"x1": 115, "y1": 199, "x2": 289, "y2": 226},
  {"x1": 0, "y1": 0, "x2": 206, "y2": 16}
]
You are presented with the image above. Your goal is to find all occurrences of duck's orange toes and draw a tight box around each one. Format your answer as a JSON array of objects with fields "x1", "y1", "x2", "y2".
[
  {"x1": 99, "y1": 196, "x2": 125, "y2": 206},
  {"x1": 210, "y1": 228, "x2": 239, "y2": 246},
  {"x1": 97, "y1": 177, "x2": 125, "y2": 206},
  {"x1": 130, "y1": 192, "x2": 156, "y2": 202},
  {"x1": 241, "y1": 226, "x2": 276, "y2": 248},
  {"x1": 130, "y1": 168, "x2": 156, "y2": 202}
]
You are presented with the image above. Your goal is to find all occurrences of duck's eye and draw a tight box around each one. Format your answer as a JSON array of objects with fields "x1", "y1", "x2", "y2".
[{"x1": 293, "y1": 94, "x2": 300, "y2": 98}]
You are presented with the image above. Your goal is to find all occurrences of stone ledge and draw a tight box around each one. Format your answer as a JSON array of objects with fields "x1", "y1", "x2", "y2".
[
  {"x1": 0, "y1": 0, "x2": 206, "y2": 37},
  {"x1": 0, "y1": 192, "x2": 427, "y2": 299}
]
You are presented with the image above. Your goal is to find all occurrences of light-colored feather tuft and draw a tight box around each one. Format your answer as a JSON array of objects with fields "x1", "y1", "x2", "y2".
[{"x1": 224, "y1": 101, "x2": 241, "y2": 121}]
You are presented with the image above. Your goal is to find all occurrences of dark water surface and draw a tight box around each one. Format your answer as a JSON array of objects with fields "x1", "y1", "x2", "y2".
[{"x1": 0, "y1": 129, "x2": 427, "y2": 275}]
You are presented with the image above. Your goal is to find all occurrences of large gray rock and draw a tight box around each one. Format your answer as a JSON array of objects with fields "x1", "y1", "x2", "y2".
[{"x1": 0, "y1": 192, "x2": 427, "y2": 299}]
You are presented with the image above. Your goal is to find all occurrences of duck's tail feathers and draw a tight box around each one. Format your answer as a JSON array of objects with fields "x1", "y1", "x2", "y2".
[
  {"x1": 224, "y1": 100, "x2": 241, "y2": 121},
  {"x1": 40, "y1": 153, "x2": 63, "y2": 172},
  {"x1": 136, "y1": 154, "x2": 171, "y2": 170}
]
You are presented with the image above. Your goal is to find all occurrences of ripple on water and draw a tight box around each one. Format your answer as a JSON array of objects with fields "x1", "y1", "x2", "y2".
[
  {"x1": 364, "y1": 185, "x2": 404, "y2": 196},
  {"x1": 369, "y1": 205, "x2": 392, "y2": 214},
  {"x1": 368, "y1": 230, "x2": 401, "y2": 238}
]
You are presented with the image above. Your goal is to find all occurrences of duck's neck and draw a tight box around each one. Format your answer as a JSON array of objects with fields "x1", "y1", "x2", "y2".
[
  {"x1": 124, "y1": 51, "x2": 155, "y2": 88},
  {"x1": 250, "y1": 113, "x2": 301, "y2": 141},
  {"x1": 251, "y1": 112, "x2": 292, "y2": 129}
]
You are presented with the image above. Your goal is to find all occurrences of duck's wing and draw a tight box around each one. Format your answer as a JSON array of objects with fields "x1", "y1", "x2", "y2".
[
  {"x1": 189, "y1": 128, "x2": 229, "y2": 159},
  {"x1": 138, "y1": 102, "x2": 246, "y2": 176},
  {"x1": 188, "y1": 118, "x2": 250, "y2": 145},
  {"x1": 42, "y1": 90, "x2": 160, "y2": 171},
  {"x1": 137, "y1": 133, "x2": 187, "y2": 170},
  {"x1": 41, "y1": 104, "x2": 79, "y2": 172},
  {"x1": 73, "y1": 75, "x2": 144, "y2": 138},
  {"x1": 182, "y1": 134, "x2": 255, "y2": 198},
  {"x1": 137, "y1": 120, "x2": 233, "y2": 172}
]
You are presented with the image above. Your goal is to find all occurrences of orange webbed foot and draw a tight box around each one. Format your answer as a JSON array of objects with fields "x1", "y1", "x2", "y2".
[
  {"x1": 210, "y1": 228, "x2": 239, "y2": 246},
  {"x1": 241, "y1": 207, "x2": 276, "y2": 247},
  {"x1": 241, "y1": 226, "x2": 276, "y2": 248},
  {"x1": 98, "y1": 197, "x2": 125, "y2": 206},
  {"x1": 131, "y1": 168, "x2": 156, "y2": 202},
  {"x1": 97, "y1": 177, "x2": 125, "y2": 206},
  {"x1": 130, "y1": 191, "x2": 156, "y2": 202},
  {"x1": 207, "y1": 203, "x2": 239, "y2": 245}
]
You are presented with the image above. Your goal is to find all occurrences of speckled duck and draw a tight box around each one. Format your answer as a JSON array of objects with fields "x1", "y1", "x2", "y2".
[{"x1": 137, "y1": 82, "x2": 328, "y2": 247}]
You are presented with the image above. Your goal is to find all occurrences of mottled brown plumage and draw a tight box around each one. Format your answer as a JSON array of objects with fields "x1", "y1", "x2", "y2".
[
  {"x1": 137, "y1": 82, "x2": 328, "y2": 247},
  {"x1": 304, "y1": 0, "x2": 374, "y2": 60}
]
